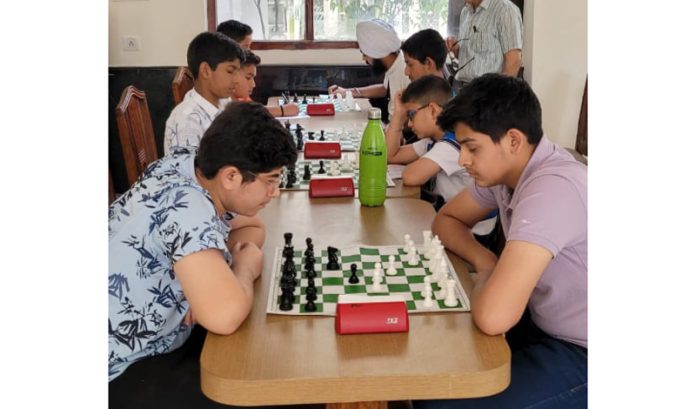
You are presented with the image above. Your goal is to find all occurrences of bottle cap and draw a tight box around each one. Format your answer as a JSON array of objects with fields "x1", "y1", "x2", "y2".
[{"x1": 367, "y1": 107, "x2": 381, "y2": 120}]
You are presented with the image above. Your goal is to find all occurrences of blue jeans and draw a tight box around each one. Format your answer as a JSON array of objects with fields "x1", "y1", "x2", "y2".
[{"x1": 413, "y1": 311, "x2": 587, "y2": 409}]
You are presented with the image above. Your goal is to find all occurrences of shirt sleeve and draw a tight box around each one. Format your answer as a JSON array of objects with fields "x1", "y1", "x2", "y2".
[
  {"x1": 469, "y1": 183, "x2": 498, "y2": 209},
  {"x1": 422, "y1": 142, "x2": 462, "y2": 175},
  {"x1": 497, "y1": 4, "x2": 524, "y2": 53},
  {"x1": 411, "y1": 139, "x2": 430, "y2": 157},
  {"x1": 156, "y1": 187, "x2": 230, "y2": 264},
  {"x1": 507, "y1": 175, "x2": 586, "y2": 257}
]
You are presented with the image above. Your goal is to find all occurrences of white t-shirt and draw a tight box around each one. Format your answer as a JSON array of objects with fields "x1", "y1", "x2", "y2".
[{"x1": 383, "y1": 51, "x2": 411, "y2": 120}]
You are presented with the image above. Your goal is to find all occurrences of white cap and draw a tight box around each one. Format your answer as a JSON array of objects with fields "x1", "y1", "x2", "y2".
[{"x1": 356, "y1": 18, "x2": 401, "y2": 59}]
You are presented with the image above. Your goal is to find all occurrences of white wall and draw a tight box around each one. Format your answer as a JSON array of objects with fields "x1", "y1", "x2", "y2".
[
  {"x1": 109, "y1": 0, "x2": 587, "y2": 147},
  {"x1": 109, "y1": 0, "x2": 207, "y2": 67},
  {"x1": 523, "y1": 0, "x2": 587, "y2": 148}
]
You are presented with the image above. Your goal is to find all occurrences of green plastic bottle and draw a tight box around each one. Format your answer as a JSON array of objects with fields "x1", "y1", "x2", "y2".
[{"x1": 359, "y1": 108, "x2": 387, "y2": 207}]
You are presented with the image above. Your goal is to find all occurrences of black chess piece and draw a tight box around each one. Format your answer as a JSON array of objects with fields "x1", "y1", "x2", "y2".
[
  {"x1": 296, "y1": 135, "x2": 304, "y2": 150},
  {"x1": 302, "y1": 94, "x2": 308, "y2": 104},
  {"x1": 293, "y1": 93, "x2": 299, "y2": 103},
  {"x1": 318, "y1": 160, "x2": 326, "y2": 174},
  {"x1": 306, "y1": 266, "x2": 317, "y2": 279},
  {"x1": 279, "y1": 289, "x2": 294, "y2": 311},
  {"x1": 284, "y1": 120, "x2": 291, "y2": 131},
  {"x1": 282, "y1": 245, "x2": 294, "y2": 259},
  {"x1": 296, "y1": 124, "x2": 303, "y2": 132},
  {"x1": 349, "y1": 263, "x2": 359, "y2": 284},
  {"x1": 304, "y1": 238, "x2": 314, "y2": 257},
  {"x1": 305, "y1": 299, "x2": 317, "y2": 312},
  {"x1": 307, "y1": 131, "x2": 315, "y2": 140},
  {"x1": 326, "y1": 247, "x2": 340, "y2": 270},
  {"x1": 284, "y1": 232, "x2": 293, "y2": 247},
  {"x1": 312, "y1": 96, "x2": 317, "y2": 103},
  {"x1": 307, "y1": 276, "x2": 315, "y2": 289},
  {"x1": 306, "y1": 286, "x2": 317, "y2": 302},
  {"x1": 303, "y1": 164, "x2": 311, "y2": 181},
  {"x1": 319, "y1": 130, "x2": 326, "y2": 141}
]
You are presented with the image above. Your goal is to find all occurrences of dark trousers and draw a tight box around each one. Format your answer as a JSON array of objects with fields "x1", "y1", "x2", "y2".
[
  {"x1": 412, "y1": 311, "x2": 588, "y2": 409},
  {"x1": 109, "y1": 324, "x2": 324, "y2": 409}
]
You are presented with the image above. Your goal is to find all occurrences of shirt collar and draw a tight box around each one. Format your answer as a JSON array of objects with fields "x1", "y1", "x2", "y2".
[
  {"x1": 467, "y1": 0, "x2": 491, "y2": 12},
  {"x1": 189, "y1": 88, "x2": 227, "y2": 119}
]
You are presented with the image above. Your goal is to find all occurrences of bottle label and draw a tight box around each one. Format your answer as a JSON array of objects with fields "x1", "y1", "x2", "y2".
[{"x1": 361, "y1": 149, "x2": 383, "y2": 156}]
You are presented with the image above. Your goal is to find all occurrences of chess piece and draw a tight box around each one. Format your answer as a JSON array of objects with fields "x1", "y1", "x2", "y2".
[
  {"x1": 319, "y1": 130, "x2": 326, "y2": 141},
  {"x1": 293, "y1": 93, "x2": 299, "y2": 103},
  {"x1": 284, "y1": 120, "x2": 291, "y2": 131},
  {"x1": 302, "y1": 94, "x2": 308, "y2": 104},
  {"x1": 422, "y1": 230, "x2": 432, "y2": 255},
  {"x1": 326, "y1": 247, "x2": 340, "y2": 270},
  {"x1": 421, "y1": 276, "x2": 432, "y2": 298},
  {"x1": 386, "y1": 255, "x2": 397, "y2": 276},
  {"x1": 307, "y1": 131, "x2": 315, "y2": 140},
  {"x1": 284, "y1": 232, "x2": 293, "y2": 247},
  {"x1": 279, "y1": 289, "x2": 294, "y2": 311},
  {"x1": 373, "y1": 262, "x2": 383, "y2": 281},
  {"x1": 306, "y1": 286, "x2": 317, "y2": 302},
  {"x1": 305, "y1": 299, "x2": 317, "y2": 312},
  {"x1": 303, "y1": 164, "x2": 311, "y2": 181},
  {"x1": 444, "y1": 278, "x2": 458, "y2": 307},
  {"x1": 318, "y1": 160, "x2": 326, "y2": 174},
  {"x1": 407, "y1": 246, "x2": 419, "y2": 266},
  {"x1": 371, "y1": 267, "x2": 383, "y2": 292},
  {"x1": 348, "y1": 263, "x2": 359, "y2": 284},
  {"x1": 422, "y1": 286, "x2": 434, "y2": 308}
]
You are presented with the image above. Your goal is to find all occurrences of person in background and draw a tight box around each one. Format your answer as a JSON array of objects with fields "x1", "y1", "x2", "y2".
[
  {"x1": 109, "y1": 102, "x2": 298, "y2": 408},
  {"x1": 327, "y1": 18, "x2": 410, "y2": 121},
  {"x1": 446, "y1": 0, "x2": 522, "y2": 90},
  {"x1": 232, "y1": 50, "x2": 299, "y2": 118},
  {"x1": 401, "y1": 28, "x2": 449, "y2": 82},
  {"x1": 217, "y1": 19, "x2": 253, "y2": 50},
  {"x1": 163, "y1": 32, "x2": 242, "y2": 155},
  {"x1": 414, "y1": 74, "x2": 587, "y2": 409}
]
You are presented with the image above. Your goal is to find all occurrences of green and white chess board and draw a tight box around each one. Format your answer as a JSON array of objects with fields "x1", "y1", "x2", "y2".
[{"x1": 280, "y1": 159, "x2": 395, "y2": 191}]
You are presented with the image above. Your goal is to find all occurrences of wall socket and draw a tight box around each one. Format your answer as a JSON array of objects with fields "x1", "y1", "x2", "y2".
[{"x1": 122, "y1": 36, "x2": 139, "y2": 51}]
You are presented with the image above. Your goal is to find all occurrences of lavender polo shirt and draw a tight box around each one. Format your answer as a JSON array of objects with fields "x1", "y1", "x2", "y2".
[{"x1": 470, "y1": 136, "x2": 587, "y2": 347}]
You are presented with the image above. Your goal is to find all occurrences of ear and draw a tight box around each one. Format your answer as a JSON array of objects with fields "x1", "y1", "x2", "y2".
[
  {"x1": 218, "y1": 165, "x2": 242, "y2": 189},
  {"x1": 429, "y1": 102, "x2": 443, "y2": 117},
  {"x1": 199, "y1": 62, "x2": 212, "y2": 79},
  {"x1": 424, "y1": 57, "x2": 436, "y2": 70},
  {"x1": 505, "y1": 129, "x2": 526, "y2": 154}
]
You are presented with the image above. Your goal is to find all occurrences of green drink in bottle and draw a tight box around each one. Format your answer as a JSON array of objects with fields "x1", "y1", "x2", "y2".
[{"x1": 359, "y1": 108, "x2": 387, "y2": 206}]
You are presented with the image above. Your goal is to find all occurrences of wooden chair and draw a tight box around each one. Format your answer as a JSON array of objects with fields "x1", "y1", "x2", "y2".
[
  {"x1": 172, "y1": 66, "x2": 194, "y2": 105},
  {"x1": 115, "y1": 85, "x2": 159, "y2": 187},
  {"x1": 109, "y1": 169, "x2": 116, "y2": 205}
]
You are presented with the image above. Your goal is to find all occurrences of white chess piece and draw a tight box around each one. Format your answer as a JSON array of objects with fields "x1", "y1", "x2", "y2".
[
  {"x1": 437, "y1": 273, "x2": 448, "y2": 299},
  {"x1": 423, "y1": 286, "x2": 434, "y2": 308},
  {"x1": 403, "y1": 234, "x2": 411, "y2": 250},
  {"x1": 422, "y1": 230, "x2": 432, "y2": 255},
  {"x1": 386, "y1": 255, "x2": 397, "y2": 276},
  {"x1": 420, "y1": 276, "x2": 432, "y2": 297},
  {"x1": 407, "y1": 246, "x2": 419, "y2": 266},
  {"x1": 444, "y1": 278, "x2": 458, "y2": 307},
  {"x1": 426, "y1": 236, "x2": 440, "y2": 260},
  {"x1": 429, "y1": 252, "x2": 441, "y2": 277},
  {"x1": 371, "y1": 264, "x2": 383, "y2": 292}
]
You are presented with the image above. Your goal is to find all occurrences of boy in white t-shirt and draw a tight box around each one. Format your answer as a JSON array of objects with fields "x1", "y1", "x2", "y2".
[{"x1": 386, "y1": 75, "x2": 470, "y2": 203}]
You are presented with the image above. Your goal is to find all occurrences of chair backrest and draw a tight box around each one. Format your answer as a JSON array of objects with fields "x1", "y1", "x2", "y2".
[
  {"x1": 115, "y1": 85, "x2": 159, "y2": 187},
  {"x1": 172, "y1": 66, "x2": 194, "y2": 105},
  {"x1": 575, "y1": 76, "x2": 588, "y2": 156},
  {"x1": 109, "y1": 169, "x2": 116, "y2": 205}
]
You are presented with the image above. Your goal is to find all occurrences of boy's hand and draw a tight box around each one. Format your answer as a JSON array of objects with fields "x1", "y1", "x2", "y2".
[
  {"x1": 230, "y1": 241, "x2": 263, "y2": 281},
  {"x1": 282, "y1": 103, "x2": 299, "y2": 116},
  {"x1": 392, "y1": 89, "x2": 406, "y2": 121},
  {"x1": 328, "y1": 85, "x2": 346, "y2": 97}
]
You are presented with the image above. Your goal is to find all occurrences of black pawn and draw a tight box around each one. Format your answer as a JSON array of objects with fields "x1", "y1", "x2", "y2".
[
  {"x1": 306, "y1": 267, "x2": 317, "y2": 279},
  {"x1": 303, "y1": 164, "x2": 311, "y2": 181},
  {"x1": 318, "y1": 160, "x2": 326, "y2": 174},
  {"x1": 307, "y1": 276, "x2": 316, "y2": 289},
  {"x1": 305, "y1": 299, "x2": 317, "y2": 312},
  {"x1": 283, "y1": 232, "x2": 293, "y2": 247},
  {"x1": 349, "y1": 263, "x2": 359, "y2": 284},
  {"x1": 306, "y1": 286, "x2": 317, "y2": 302},
  {"x1": 302, "y1": 94, "x2": 308, "y2": 104},
  {"x1": 279, "y1": 290, "x2": 294, "y2": 311},
  {"x1": 293, "y1": 93, "x2": 299, "y2": 103},
  {"x1": 319, "y1": 130, "x2": 326, "y2": 141}
]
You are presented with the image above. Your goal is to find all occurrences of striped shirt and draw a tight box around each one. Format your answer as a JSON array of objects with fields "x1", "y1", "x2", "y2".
[{"x1": 455, "y1": 0, "x2": 523, "y2": 83}]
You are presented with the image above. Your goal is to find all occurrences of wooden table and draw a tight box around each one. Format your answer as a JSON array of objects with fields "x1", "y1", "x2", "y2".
[{"x1": 200, "y1": 198, "x2": 511, "y2": 408}]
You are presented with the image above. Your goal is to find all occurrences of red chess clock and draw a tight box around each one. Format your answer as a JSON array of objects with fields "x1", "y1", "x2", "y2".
[
  {"x1": 309, "y1": 177, "x2": 354, "y2": 198},
  {"x1": 306, "y1": 103, "x2": 336, "y2": 116},
  {"x1": 335, "y1": 295, "x2": 409, "y2": 335},
  {"x1": 304, "y1": 141, "x2": 342, "y2": 159}
]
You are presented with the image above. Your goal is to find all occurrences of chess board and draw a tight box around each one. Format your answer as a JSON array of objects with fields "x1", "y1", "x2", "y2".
[
  {"x1": 292, "y1": 128, "x2": 361, "y2": 152},
  {"x1": 287, "y1": 94, "x2": 361, "y2": 115},
  {"x1": 280, "y1": 159, "x2": 395, "y2": 191},
  {"x1": 266, "y1": 244, "x2": 471, "y2": 316}
]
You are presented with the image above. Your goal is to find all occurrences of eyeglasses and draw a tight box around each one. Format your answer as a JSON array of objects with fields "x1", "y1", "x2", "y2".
[
  {"x1": 406, "y1": 104, "x2": 429, "y2": 121},
  {"x1": 245, "y1": 170, "x2": 284, "y2": 190}
]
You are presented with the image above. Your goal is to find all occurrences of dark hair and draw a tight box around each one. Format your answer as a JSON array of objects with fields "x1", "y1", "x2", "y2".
[
  {"x1": 216, "y1": 19, "x2": 253, "y2": 42},
  {"x1": 401, "y1": 75, "x2": 452, "y2": 107},
  {"x1": 195, "y1": 102, "x2": 298, "y2": 180},
  {"x1": 401, "y1": 29, "x2": 447, "y2": 70},
  {"x1": 437, "y1": 73, "x2": 543, "y2": 144},
  {"x1": 187, "y1": 32, "x2": 244, "y2": 79},
  {"x1": 241, "y1": 50, "x2": 261, "y2": 67}
]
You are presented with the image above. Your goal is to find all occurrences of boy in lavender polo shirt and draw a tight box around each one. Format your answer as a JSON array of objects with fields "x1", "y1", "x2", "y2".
[{"x1": 414, "y1": 74, "x2": 587, "y2": 409}]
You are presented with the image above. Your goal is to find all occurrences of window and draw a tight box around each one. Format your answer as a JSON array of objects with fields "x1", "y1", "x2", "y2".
[{"x1": 210, "y1": 0, "x2": 451, "y2": 49}]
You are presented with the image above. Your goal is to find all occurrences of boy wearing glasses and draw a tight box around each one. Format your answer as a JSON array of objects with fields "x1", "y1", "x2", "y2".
[
  {"x1": 386, "y1": 76, "x2": 478, "y2": 212},
  {"x1": 109, "y1": 102, "x2": 297, "y2": 407}
]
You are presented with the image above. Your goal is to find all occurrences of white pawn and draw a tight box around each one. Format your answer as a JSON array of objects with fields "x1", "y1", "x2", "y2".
[
  {"x1": 422, "y1": 230, "x2": 432, "y2": 255},
  {"x1": 422, "y1": 286, "x2": 434, "y2": 308},
  {"x1": 373, "y1": 262, "x2": 383, "y2": 281},
  {"x1": 420, "y1": 276, "x2": 432, "y2": 297},
  {"x1": 407, "y1": 246, "x2": 419, "y2": 266},
  {"x1": 371, "y1": 266, "x2": 383, "y2": 292},
  {"x1": 403, "y1": 234, "x2": 411, "y2": 250},
  {"x1": 437, "y1": 273, "x2": 448, "y2": 299},
  {"x1": 444, "y1": 278, "x2": 458, "y2": 307},
  {"x1": 426, "y1": 236, "x2": 440, "y2": 260},
  {"x1": 429, "y1": 252, "x2": 442, "y2": 277},
  {"x1": 386, "y1": 255, "x2": 397, "y2": 276}
]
